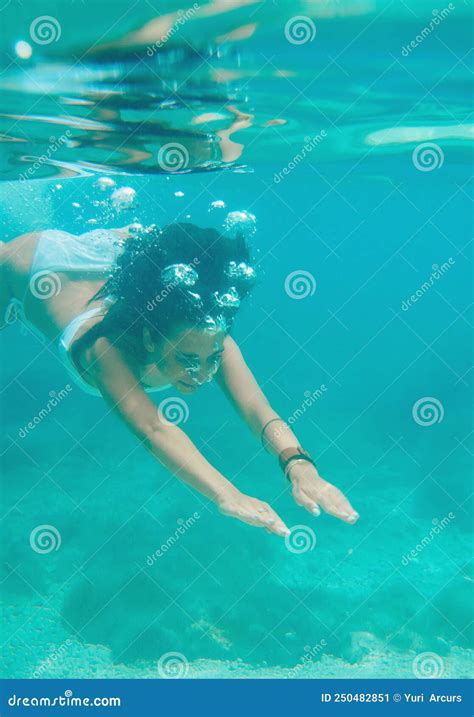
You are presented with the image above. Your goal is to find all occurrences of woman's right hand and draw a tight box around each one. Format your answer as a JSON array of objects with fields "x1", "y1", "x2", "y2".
[{"x1": 216, "y1": 486, "x2": 290, "y2": 537}]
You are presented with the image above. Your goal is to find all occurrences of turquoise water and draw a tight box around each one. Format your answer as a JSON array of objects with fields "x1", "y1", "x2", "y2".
[{"x1": 0, "y1": 0, "x2": 473, "y2": 680}]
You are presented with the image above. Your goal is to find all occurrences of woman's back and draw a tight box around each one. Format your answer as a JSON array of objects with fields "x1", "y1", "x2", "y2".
[{"x1": 1, "y1": 226, "x2": 131, "y2": 340}]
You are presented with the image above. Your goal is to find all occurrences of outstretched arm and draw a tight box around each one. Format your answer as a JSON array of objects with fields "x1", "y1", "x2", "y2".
[
  {"x1": 215, "y1": 335, "x2": 359, "y2": 524},
  {"x1": 82, "y1": 337, "x2": 290, "y2": 537}
]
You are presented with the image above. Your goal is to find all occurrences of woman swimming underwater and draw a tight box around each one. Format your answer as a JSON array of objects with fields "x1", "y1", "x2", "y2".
[{"x1": 0, "y1": 222, "x2": 359, "y2": 537}]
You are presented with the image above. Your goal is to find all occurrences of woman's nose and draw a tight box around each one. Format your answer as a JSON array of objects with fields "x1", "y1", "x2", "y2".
[{"x1": 195, "y1": 369, "x2": 211, "y2": 384}]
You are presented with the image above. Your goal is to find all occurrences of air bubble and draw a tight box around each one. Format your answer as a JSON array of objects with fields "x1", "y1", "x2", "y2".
[
  {"x1": 208, "y1": 200, "x2": 226, "y2": 211},
  {"x1": 111, "y1": 186, "x2": 136, "y2": 211},
  {"x1": 95, "y1": 176, "x2": 116, "y2": 191},
  {"x1": 223, "y1": 210, "x2": 257, "y2": 240},
  {"x1": 14, "y1": 41, "x2": 32, "y2": 60}
]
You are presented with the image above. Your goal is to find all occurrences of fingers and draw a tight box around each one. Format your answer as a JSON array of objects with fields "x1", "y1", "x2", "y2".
[
  {"x1": 292, "y1": 479, "x2": 359, "y2": 524},
  {"x1": 242, "y1": 501, "x2": 290, "y2": 538},
  {"x1": 292, "y1": 486, "x2": 321, "y2": 517},
  {"x1": 315, "y1": 485, "x2": 359, "y2": 524}
]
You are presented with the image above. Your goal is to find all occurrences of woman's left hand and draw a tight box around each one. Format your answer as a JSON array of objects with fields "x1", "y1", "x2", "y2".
[{"x1": 287, "y1": 461, "x2": 359, "y2": 524}]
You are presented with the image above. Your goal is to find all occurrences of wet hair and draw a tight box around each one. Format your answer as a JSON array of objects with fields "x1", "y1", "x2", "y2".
[{"x1": 72, "y1": 222, "x2": 255, "y2": 366}]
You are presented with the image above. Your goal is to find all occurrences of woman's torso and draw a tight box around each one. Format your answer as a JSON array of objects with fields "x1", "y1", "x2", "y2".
[{"x1": 3, "y1": 228, "x2": 170, "y2": 393}]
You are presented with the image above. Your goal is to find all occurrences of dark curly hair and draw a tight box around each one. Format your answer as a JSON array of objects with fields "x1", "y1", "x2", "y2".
[{"x1": 71, "y1": 222, "x2": 255, "y2": 366}]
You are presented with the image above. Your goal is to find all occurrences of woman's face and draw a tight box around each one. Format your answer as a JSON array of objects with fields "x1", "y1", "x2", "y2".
[{"x1": 156, "y1": 325, "x2": 226, "y2": 393}]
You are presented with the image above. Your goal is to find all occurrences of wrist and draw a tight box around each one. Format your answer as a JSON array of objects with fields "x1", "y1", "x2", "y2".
[
  {"x1": 212, "y1": 479, "x2": 240, "y2": 506},
  {"x1": 278, "y1": 445, "x2": 316, "y2": 481},
  {"x1": 286, "y1": 459, "x2": 320, "y2": 482}
]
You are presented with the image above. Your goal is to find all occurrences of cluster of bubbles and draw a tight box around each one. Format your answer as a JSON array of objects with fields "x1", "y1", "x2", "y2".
[
  {"x1": 223, "y1": 209, "x2": 257, "y2": 240},
  {"x1": 208, "y1": 199, "x2": 226, "y2": 212},
  {"x1": 50, "y1": 176, "x2": 138, "y2": 226},
  {"x1": 94, "y1": 177, "x2": 137, "y2": 212}
]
